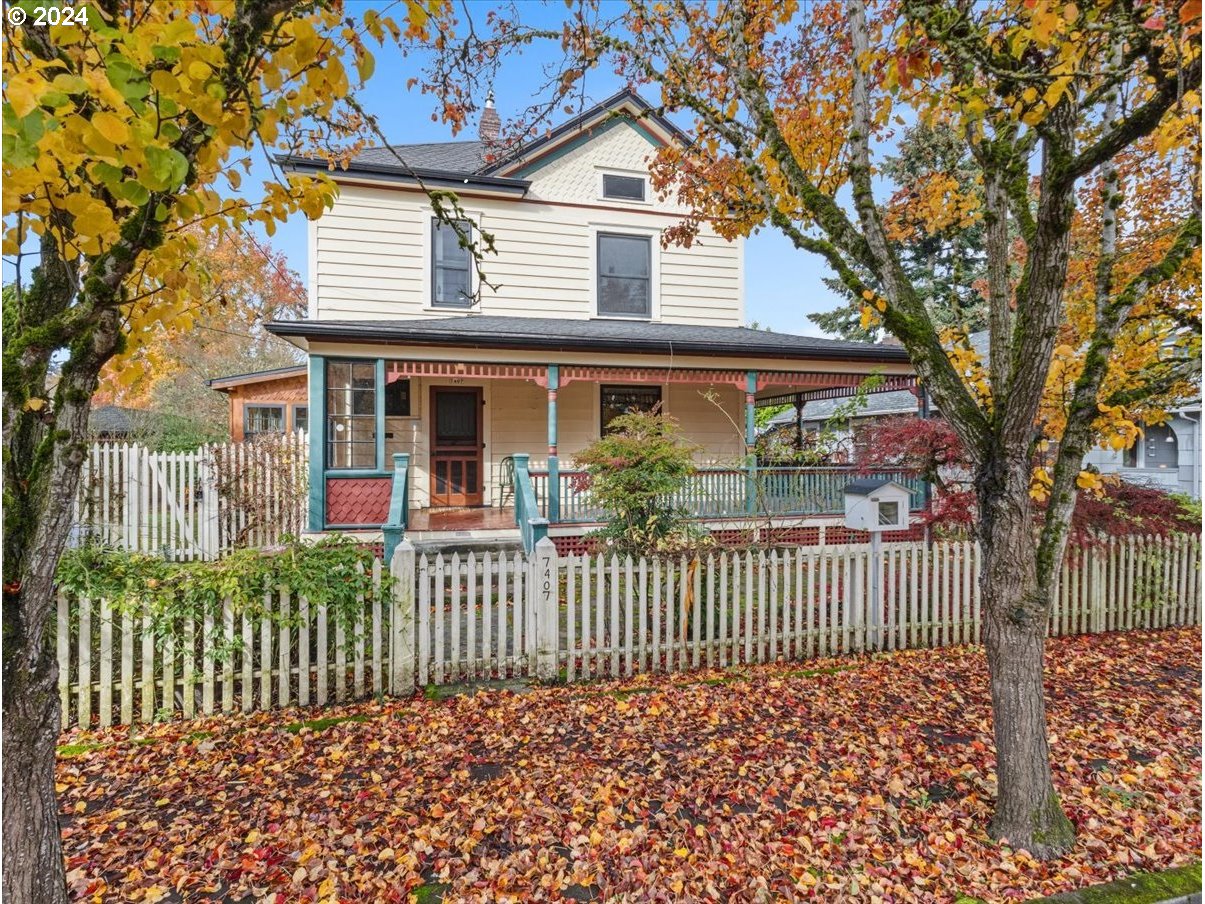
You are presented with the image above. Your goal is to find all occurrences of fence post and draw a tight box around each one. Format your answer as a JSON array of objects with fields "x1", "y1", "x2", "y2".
[
  {"x1": 200, "y1": 444, "x2": 220, "y2": 560},
  {"x1": 532, "y1": 536, "x2": 559, "y2": 681},
  {"x1": 390, "y1": 539, "x2": 417, "y2": 696}
]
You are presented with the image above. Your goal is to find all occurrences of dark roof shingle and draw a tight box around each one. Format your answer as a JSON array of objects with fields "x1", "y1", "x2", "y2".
[{"x1": 266, "y1": 315, "x2": 912, "y2": 363}]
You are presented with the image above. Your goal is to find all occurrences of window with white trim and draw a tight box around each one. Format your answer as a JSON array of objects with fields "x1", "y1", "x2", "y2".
[
  {"x1": 597, "y1": 233, "x2": 652, "y2": 318},
  {"x1": 431, "y1": 218, "x2": 474, "y2": 307},
  {"x1": 601, "y1": 173, "x2": 646, "y2": 202}
]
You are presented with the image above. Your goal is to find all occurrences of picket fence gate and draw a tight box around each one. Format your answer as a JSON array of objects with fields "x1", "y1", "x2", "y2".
[
  {"x1": 58, "y1": 533, "x2": 1201, "y2": 730},
  {"x1": 72, "y1": 433, "x2": 307, "y2": 559}
]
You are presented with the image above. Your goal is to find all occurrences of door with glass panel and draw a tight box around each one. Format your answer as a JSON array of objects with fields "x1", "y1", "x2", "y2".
[{"x1": 429, "y1": 388, "x2": 483, "y2": 506}]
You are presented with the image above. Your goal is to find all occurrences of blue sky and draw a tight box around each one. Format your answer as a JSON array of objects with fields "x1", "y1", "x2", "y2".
[
  {"x1": 2, "y1": 6, "x2": 847, "y2": 336},
  {"x1": 244, "y1": 6, "x2": 847, "y2": 336}
]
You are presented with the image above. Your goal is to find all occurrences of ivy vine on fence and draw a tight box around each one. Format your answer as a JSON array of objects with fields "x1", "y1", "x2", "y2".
[{"x1": 56, "y1": 536, "x2": 388, "y2": 662}]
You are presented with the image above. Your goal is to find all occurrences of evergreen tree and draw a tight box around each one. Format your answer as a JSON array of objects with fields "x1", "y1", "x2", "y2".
[{"x1": 809, "y1": 122, "x2": 988, "y2": 340}]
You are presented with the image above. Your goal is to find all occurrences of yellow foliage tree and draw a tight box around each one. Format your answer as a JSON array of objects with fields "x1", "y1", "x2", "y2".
[{"x1": 1, "y1": 3, "x2": 445, "y2": 898}]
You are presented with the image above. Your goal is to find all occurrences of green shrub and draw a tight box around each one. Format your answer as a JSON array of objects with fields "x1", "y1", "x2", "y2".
[{"x1": 572, "y1": 410, "x2": 711, "y2": 556}]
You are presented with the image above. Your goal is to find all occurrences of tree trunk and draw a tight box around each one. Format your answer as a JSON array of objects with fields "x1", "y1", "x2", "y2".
[
  {"x1": 2, "y1": 638, "x2": 67, "y2": 904},
  {"x1": 3, "y1": 289, "x2": 121, "y2": 901},
  {"x1": 977, "y1": 463, "x2": 1076, "y2": 858}
]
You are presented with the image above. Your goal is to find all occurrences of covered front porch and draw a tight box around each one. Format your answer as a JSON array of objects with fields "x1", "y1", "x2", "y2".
[
  {"x1": 276, "y1": 315, "x2": 925, "y2": 554},
  {"x1": 347, "y1": 360, "x2": 928, "y2": 553}
]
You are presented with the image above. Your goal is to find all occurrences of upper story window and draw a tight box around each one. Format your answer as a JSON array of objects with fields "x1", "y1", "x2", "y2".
[
  {"x1": 601, "y1": 173, "x2": 646, "y2": 202},
  {"x1": 326, "y1": 360, "x2": 377, "y2": 470},
  {"x1": 597, "y1": 233, "x2": 651, "y2": 318},
  {"x1": 245, "y1": 405, "x2": 284, "y2": 437},
  {"x1": 432, "y1": 218, "x2": 474, "y2": 307}
]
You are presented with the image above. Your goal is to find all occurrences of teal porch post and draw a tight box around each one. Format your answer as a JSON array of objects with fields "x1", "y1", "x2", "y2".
[
  {"x1": 308, "y1": 355, "x2": 326, "y2": 531},
  {"x1": 374, "y1": 358, "x2": 386, "y2": 471},
  {"x1": 546, "y1": 365, "x2": 560, "y2": 523},
  {"x1": 745, "y1": 370, "x2": 758, "y2": 515}
]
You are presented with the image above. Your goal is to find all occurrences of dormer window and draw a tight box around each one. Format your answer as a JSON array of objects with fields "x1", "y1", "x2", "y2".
[
  {"x1": 601, "y1": 173, "x2": 647, "y2": 202},
  {"x1": 432, "y1": 218, "x2": 474, "y2": 307}
]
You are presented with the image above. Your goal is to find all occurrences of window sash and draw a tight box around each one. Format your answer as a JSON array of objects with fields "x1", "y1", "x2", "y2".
[
  {"x1": 385, "y1": 378, "x2": 411, "y2": 417},
  {"x1": 245, "y1": 405, "x2": 284, "y2": 436},
  {"x1": 597, "y1": 233, "x2": 651, "y2": 317},
  {"x1": 602, "y1": 173, "x2": 646, "y2": 201},
  {"x1": 432, "y1": 218, "x2": 474, "y2": 307},
  {"x1": 326, "y1": 359, "x2": 377, "y2": 470}
]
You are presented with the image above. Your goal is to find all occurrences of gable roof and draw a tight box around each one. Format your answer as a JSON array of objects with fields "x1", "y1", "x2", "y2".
[
  {"x1": 765, "y1": 388, "x2": 919, "y2": 427},
  {"x1": 208, "y1": 364, "x2": 308, "y2": 393},
  {"x1": 265, "y1": 315, "x2": 911, "y2": 363},
  {"x1": 844, "y1": 478, "x2": 910, "y2": 497},
  {"x1": 89, "y1": 405, "x2": 144, "y2": 436},
  {"x1": 278, "y1": 88, "x2": 686, "y2": 191}
]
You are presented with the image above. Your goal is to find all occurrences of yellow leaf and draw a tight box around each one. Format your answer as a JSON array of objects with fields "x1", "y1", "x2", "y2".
[
  {"x1": 24, "y1": 397, "x2": 46, "y2": 411},
  {"x1": 92, "y1": 112, "x2": 129, "y2": 145},
  {"x1": 6, "y1": 72, "x2": 45, "y2": 118},
  {"x1": 674, "y1": 847, "x2": 689, "y2": 857}
]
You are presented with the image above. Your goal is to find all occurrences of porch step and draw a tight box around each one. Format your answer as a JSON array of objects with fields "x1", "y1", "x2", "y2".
[{"x1": 408, "y1": 528, "x2": 523, "y2": 555}]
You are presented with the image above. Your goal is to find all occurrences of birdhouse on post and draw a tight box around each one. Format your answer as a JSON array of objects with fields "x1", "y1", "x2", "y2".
[
  {"x1": 843, "y1": 478, "x2": 912, "y2": 652},
  {"x1": 843, "y1": 478, "x2": 912, "y2": 533}
]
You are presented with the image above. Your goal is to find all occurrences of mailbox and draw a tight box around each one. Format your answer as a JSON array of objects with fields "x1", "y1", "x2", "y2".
[{"x1": 843, "y1": 478, "x2": 912, "y2": 532}]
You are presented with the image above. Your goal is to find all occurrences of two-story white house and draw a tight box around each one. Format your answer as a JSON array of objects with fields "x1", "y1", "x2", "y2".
[{"x1": 267, "y1": 90, "x2": 920, "y2": 551}]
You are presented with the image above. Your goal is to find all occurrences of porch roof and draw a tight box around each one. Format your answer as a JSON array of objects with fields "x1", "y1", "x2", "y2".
[{"x1": 266, "y1": 315, "x2": 911, "y2": 364}]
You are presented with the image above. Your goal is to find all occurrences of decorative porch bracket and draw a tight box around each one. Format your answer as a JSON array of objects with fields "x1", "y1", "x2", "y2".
[{"x1": 382, "y1": 452, "x2": 410, "y2": 563}]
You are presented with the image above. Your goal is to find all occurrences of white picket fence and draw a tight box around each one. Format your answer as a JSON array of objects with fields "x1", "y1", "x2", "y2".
[
  {"x1": 72, "y1": 433, "x2": 307, "y2": 559},
  {"x1": 57, "y1": 533, "x2": 1200, "y2": 730}
]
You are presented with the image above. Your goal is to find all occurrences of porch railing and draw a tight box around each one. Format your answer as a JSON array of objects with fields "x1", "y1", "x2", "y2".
[
  {"x1": 529, "y1": 465, "x2": 926, "y2": 525},
  {"x1": 512, "y1": 454, "x2": 550, "y2": 552},
  {"x1": 382, "y1": 453, "x2": 410, "y2": 561}
]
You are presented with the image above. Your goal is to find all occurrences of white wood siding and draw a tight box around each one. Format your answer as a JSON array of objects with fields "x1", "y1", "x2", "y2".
[{"x1": 313, "y1": 124, "x2": 743, "y2": 325}]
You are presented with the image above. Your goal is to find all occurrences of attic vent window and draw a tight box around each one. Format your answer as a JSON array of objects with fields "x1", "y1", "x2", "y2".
[{"x1": 602, "y1": 174, "x2": 646, "y2": 202}]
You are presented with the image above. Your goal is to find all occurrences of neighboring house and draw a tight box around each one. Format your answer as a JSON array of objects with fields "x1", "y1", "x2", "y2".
[
  {"x1": 1083, "y1": 402, "x2": 1201, "y2": 499},
  {"x1": 267, "y1": 89, "x2": 919, "y2": 548},
  {"x1": 89, "y1": 404, "x2": 147, "y2": 441},
  {"x1": 208, "y1": 365, "x2": 309, "y2": 442},
  {"x1": 762, "y1": 388, "x2": 921, "y2": 457},
  {"x1": 766, "y1": 328, "x2": 1201, "y2": 500}
]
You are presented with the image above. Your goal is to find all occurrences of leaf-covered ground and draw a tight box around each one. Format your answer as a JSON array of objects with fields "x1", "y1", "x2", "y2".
[{"x1": 58, "y1": 628, "x2": 1200, "y2": 902}]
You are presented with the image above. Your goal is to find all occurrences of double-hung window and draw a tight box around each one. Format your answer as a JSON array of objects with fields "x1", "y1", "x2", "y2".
[
  {"x1": 432, "y1": 218, "x2": 474, "y2": 307},
  {"x1": 326, "y1": 360, "x2": 377, "y2": 469},
  {"x1": 597, "y1": 233, "x2": 652, "y2": 318}
]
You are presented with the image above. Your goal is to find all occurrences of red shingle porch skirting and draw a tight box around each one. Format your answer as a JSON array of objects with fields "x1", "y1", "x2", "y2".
[{"x1": 326, "y1": 477, "x2": 392, "y2": 527}]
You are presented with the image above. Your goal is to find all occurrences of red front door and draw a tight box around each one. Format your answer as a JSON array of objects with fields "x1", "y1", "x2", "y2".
[{"x1": 430, "y1": 387, "x2": 483, "y2": 506}]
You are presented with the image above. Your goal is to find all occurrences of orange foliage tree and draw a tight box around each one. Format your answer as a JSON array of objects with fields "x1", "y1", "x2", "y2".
[
  {"x1": 420, "y1": 0, "x2": 1201, "y2": 856},
  {"x1": 92, "y1": 228, "x2": 306, "y2": 442}
]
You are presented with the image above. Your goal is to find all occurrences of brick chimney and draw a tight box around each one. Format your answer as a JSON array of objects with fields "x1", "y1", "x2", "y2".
[{"x1": 479, "y1": 89, "x2": 501, "y2": 144}]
